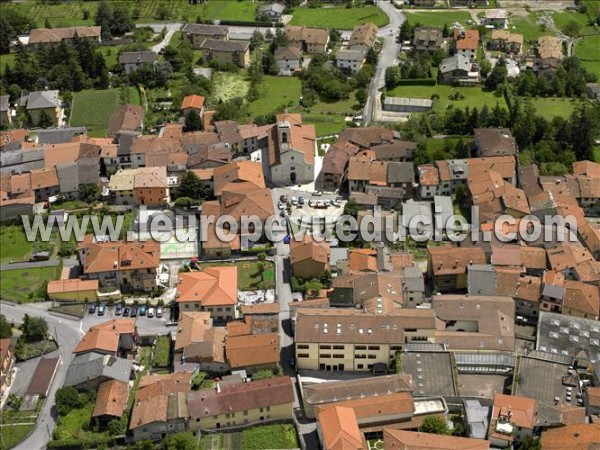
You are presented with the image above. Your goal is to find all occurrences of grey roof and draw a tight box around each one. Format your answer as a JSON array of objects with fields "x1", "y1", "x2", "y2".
[
  {"x1": 541, "y1": 283, "x2": 564, "y2": 301},
  {"x1": 383, "y1": 97, "x2": 433, "y2": 108},
  {"x1": 439, "y1": 54, "x2": 471, "y2": 74},
  {"x1": 26, "y1": 90, "x2": 60, "y2": 110},
  {"x1": 117, "y1": 131, "x2": 140, "y2": 156},
  {"x1": 402, "y1": 200, "x2": 432, "y2": 227},
  {"x1": 467, "y1": 264, "x2": 496, "y2": 296},
  {"x1": 0, "y1": 148, "x2": 45, "y2": 174},
  {"x1": 56, "y1": 162, "x2": 79, "y2": 193},
  {"x1": 402, "y1": 343, "x2": 446, "y2": 352},
  {"x1": 0, "y1": 95, "x2": 9, "y2": 112},
  {"x1": 64, "y1": 352, "x2": 133, "y2": 387},
  {"x1": 447, "y1": 159, "x2": 469, "y2": 180},
  {"x1": 274, "y1": 46, "x2": 301, "y2": 61},
  {"x1": 181, "y1": 23, "x2": 228, "y2": 36},
  {"x1": 365, "y1": 185, "x2": 406, "y2": 199},
  {"x1": 336, "y1": 48, "x2": 367, "y2": 62},
  {"x1": 78, "y1": 157, "x2": 100, "y2": 185},
  {"x1": 387, "y1": 161, "x2": 415, "y2": 184},
  {"x1": 402, "y1": 351, "x2": 456, "y2": 397},
  {"x1": 259, "y1": 3, "x2": 285, "y2": 14},
  {"x1": 463, "y1": 400, "x2": 489, "y2": 439},
  {"x1": 329, "y1": 247, "x2": 349, "y2": 268},
  {"x1": 536, "y1": 311, "x2": 600, "y2": 362},
  {"x1": 37, "y1": 127, "x2": 87, "y2": 145},
  {"x1": 434, "y1": 195, "x2": 455, "y2": 230},
  {"x1": 119, "y1": 51, "x2": 157, "y2": 65},
  {"x1": 402, "y1": 266, "x2": 424, "y2": 292},
  {"x1": 200, "y1": 39, "x2": 250, "y2": 53}
]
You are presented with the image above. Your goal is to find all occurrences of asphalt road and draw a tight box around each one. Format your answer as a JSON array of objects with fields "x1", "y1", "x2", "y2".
[
  {"x1": 364, "y1": 1, "x2": 405, "y2": 124},
  {"x1": 1, "y1": 301, "x2": 82, "y2": 450}
]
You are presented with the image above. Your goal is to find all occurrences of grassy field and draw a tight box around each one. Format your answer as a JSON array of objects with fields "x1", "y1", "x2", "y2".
[
  {"x1": 575, "y1": 35, "x2": 600, "y2": 79},
  {"x1": 49, "y1": 304, "x2": 85, "y2": 318},
  {"x1": 0, "y1": 225, "x2": 33, "y2": 263},
  {"x1": 153, "y1": 335, "x2": 171, "y2": 368},
  {"x1": 249, "y1": 76, "x2": 302, "y2": 116},
  {"x1": 0, "y1": 424, "x2": 35, "y2": 450},
  {"x1": 69, "y1": 87, "x2": 139, "y2": 138},
  {"x1": 521, "y1": 97, "x2": 588, "y2": 120},
  {"x1": 210, "y1": 72, "x2": 250, "y2": 103},
  {"x1": 509, "y1": 15, "x2": 548, "y2": 42},
  {"x1": 0, "y1": 0, "x2": 257, "y2": 27},
  {"x1": 199, "y1": 261, "x2": 275, "y2": 291},
  {"x1": 594, "y1": 147, "x2": 600, "y2": 163},
  {"x1": 404, "y1": 11, "x2": 472, "y2": 28},
  {"x1": 53, "y1": 403, "x2": 111, "y2": 442},
  {"x1": 388, "y1": 84, "x2": 507, "y2": 112},
  {"x1": 552, "y1": 10, "x2": 598, "y2": 35},
  {"x1": 0, "y1": 266, "x2": 60, "y2": 303},
  {"x1": 289, "y1": 93, "x2": 361, "y2": 137},
  {"x1": 290, "y1": 6, "x2": 389, "y2": 28},
  {"x1": 242, "y1": 424, "x2": 299, "y2": 450}
]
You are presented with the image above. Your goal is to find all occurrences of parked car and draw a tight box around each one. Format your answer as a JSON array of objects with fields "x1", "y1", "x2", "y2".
[
  {"x1": 130, "y1": 307, "x2": 138, "y2": 318},
  {"x1": 312, "y1": 191, "x2": 322, "y2": 196},
  {"x1": 279, "y1": 194, "x2": 287, "y2": 202},
  {"x1": 332, "y1": 199, "x2": 341, "y2": 208},
  {"x1": 115, "y1": 305, "x2": 123, "y2": 316},
  {"x1": 277, "y1": 202, "x2": 286, "y2": 210},
  {"x1": 147, "y1": 307, "x2": 155, "y2": 318},
  {"x1": 156, "y1": 307, "x2": 163, "y2": 318},
  {"x1": 88, "y1": 303, "x2": 97, "y2": 314},
  {"x1": 290, "y1": 197, "x2": 298, "y2": 206},
  {"x1": 97, "y1": 304, "x2": 106, "y2": 316},
  {"x1": 139, "y1": 305, "x2": 147, "y2": 316},
  {"x1": 298, "y1": 197, "x2": 305, "y2": 205},
  {"x1": 323, "y1": 199, "x2": 331, "y2": 207},
  {"x1": 122, "y1": 307, "x2": 130, "y2": 317}
]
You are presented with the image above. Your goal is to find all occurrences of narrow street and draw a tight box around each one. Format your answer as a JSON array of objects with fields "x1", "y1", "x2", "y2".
[{"x1": 364, "y1": 0, "x2": 405, "y2": 124}]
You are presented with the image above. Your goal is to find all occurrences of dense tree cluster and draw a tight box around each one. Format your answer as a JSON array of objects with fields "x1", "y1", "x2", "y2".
[
  {"x1": 0, "y1": 7, "x2": 34, "y2": 53},
  {"x1": 2, "y1": 40, "x2": 109, "y2": 94},
  {"x1": 94, "y1": 0, "x2": 134, "y2": 39},
  {"x1": 516, "y1": 57, "x2": 597, "y2": 97}
]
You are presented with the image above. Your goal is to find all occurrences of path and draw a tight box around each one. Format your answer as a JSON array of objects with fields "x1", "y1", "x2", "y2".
[
  {"x1": 136, "y1": 23, "x2": 182, "y2": 53},
  {"x1": 364, "y1": 0, "x2": 405, "y2": 124}
]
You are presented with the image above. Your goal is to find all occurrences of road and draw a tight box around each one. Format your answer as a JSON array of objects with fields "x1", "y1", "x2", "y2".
[
  {"x1": 1, "y1": 301, "x2": 82, "y2": 450},
  {"x1": 364, "y1": 1, "x2": 405, "y2": 124},
  {"x1": 136, "y1": 23, "x2": 182, "y2": 53}
]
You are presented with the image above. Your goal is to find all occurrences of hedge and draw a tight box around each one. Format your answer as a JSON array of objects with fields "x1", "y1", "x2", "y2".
[
  {"x1": 47, "y1": 436, "x2": 117, "y2": 449},
  {"x1": 395, "y1": 78, "x2": 437, "y2": 86}
]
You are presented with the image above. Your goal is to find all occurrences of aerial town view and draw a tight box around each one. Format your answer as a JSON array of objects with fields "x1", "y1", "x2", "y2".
[{"x1": 0, "y1": 0, "x2": 599, "y2": 449}]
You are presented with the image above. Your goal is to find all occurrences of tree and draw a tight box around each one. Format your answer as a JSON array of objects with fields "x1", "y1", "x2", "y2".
[
  {"x1": 252, "y1": 369, "x2": 275, "y2": 380},
  {"x1": 518, "y1": 436, "x2": 541, "y2": 450},
  {"x1": 55, "y1": 387, "x2": 89, "y2": 416},
  {"x1": 191, "y1": 371, "x2": 209, "y2": 390},
  {"x1": 79, "y1": 184, "x2": 100, "y2": 203},
  {"x1": 184, "y1": 109, "x2": 203, "y2": 132},
  {"x1": 480, "y1": 58, "x2": 492, "y2": 78},
  {"x1": 355, "y1": 88, "x2": 368, "y2": 106},
  {"x1": 107, "y1": 419, "x2": 125, "y2": 436},
  {"x1": 174, "y1": 197, "x2": 200, "y2": 209},
  {"x1": 20, "y1": 314, "x2": 48, "y2": 343},
  {"x1": 486, "y1": 58, "x2": 508, "y2": 90},
  {"x1": 250, "y1": 29, "x2": 264, "y2": 51},
  {"x1": 111, "y1": 3, "x2": 134, "y2": 36},
  {"x1": 163, "y1": 432, "x2": 199, "y2": 450},
  {"x1": 0, "y1": 314, "x2": 12, "y2": 339},
  {"x1": 366, "y1": 47, "x2": 378, "y2": 65},
  {"x1": 45, "y1": 18, "x2": 52, "y2": 29},
  {"x1": 442, "y1": 23, "x2": 450, "y2": 38},
  {"x1": 562, "y1": 20, "x2": 580, "y2": 37},
  {"x1": 385, "y1": 66, "x2": 401, "y2": 89},
  {"x1": 304, "y1": 279, "x2": 324, "y2": 294},
  {"x1": 178, "y1": 171, "x2": 205, "y2": 200},
  {"x1": 343, "y1": 198, "x2": 359, "y2": 217},
  {"x1": 420, "y1": 415, "x2": 451, "y2": 435},
  {"x1": 570, "y1": 105, "x2": 597, "y2": 160}
]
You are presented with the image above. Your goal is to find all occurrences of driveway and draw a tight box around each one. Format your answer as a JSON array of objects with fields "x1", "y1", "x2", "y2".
[
  {"x1": 364, "y1": 1, "x2": 405, "y2": 124},
  {"x1": 136, "y1": 23, "x2": 182, "y2": 53}
]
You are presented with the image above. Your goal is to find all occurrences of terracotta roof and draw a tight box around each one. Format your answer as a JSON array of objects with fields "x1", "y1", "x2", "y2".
[
  {"x1": 221, "y1": 187, "x2": 275, "y2": 221},
  {"x1": 347, "y1": 156, "x2": 373, "y2": 181},
  {"x1": 181, "y1": 95, "x2": 205, "y2": 111},
  {"x1": 540, "y1": 424, "x2": 600, "y2": 450},
  {"x1": 47, "y1": 279, "x2": 98, "y2": 295},
  {"x1": 520, "y1": 246, "x2": 547, "y2": 270},
  {"x1": 240, "y1": 303, "x2": 280, "y2": 315},
  {"x1": 316, "y1": 391, "x2": 413, "y2": 420},
  {"x1": 226, "y1": 320, "x2": 252, "y2": 337},
  {"x1": 491, "y1": 29, "x2": 523, "y2": 44},
  {"x1": 30, "y1": 167, "x2": 59, "y2": 190},
  {"x1": 384, "y1": 429, "x2": 489, "y2": 450},
  {"x1": 73, "y1": 319, "x2": 136, "y2": 355},
  {"x1": 44, "y1": 142, "x2": 80, "y2": 168},
  {"x1": 322, "y1": 141, "x2": 360, "y2": 175},
  {"x1": 338, "y1": 126, "x2": 396, "y2": 149},
  {"x1": 175, "y1": 311, "x2": 212, "y2": 351},
  {"x1": 92, "y1": 380, "x2": 129, "y2": 418},
  {"x1": 285, "y1": 26, "x2": 329, "y2": 45},
  {"x1": 348, "y1": 22, "x2": 378, "y2": 49},
  {"x1": 133, "y1": 166, "x2": 168, "y2": 189},
  {"x1": 572, "y1": 160, "x2": 600, "y2": 179},
  {"x1": 428, "y1": 246, "x2": 486, "y2": 276},
  {"x1": 317, "y1": 405, "x2": 364, "y2": 450},
  {"x1": 370, "y1": 161, "x2": 388, "y2": 186},
  {"x1": 130, "y1": 373, "x2": 190, "y2": 430},
  {"x1": 418, "y1": 164, "x2": 440, "y2": 186},
  {"x1": 29, "y1": 26, "x2": 101, "y2": 44},
  {"x1": 466, "y1": 156, "x2": 516, "y2": 179},
  {"x1": 474, "y1": 128, "x2": 517, "y2": 157},
  {"x1": 538, "y1": 35, "x2": 564, "y2": 60},
  {"x1": 82, "y1": 240, "x2": 160, "y2": 274},
  {"x1": 274, "y1": 46, "x2": 301, "y2": 61},
  {"x1": 491, "y1": 393, "x2": 537, "y2": 430},
  {"x1": 225, "y1": 332, "x2": 279, "y2": 368},
  {"x1": 108, "y1": 104, "x2": 143, "y2": 137},
  {"x1": 587, "y1": 387, "x2": 600, "y2": 407},
  {"x1": 10, "y1": 172, "x2": 31, "y2": 195},
  {"x1": 290, "y1": 235, "x2": 330, "y2": 266},
  {"x1": 514, "y1": 275, "x2": 542, "y2": 303},
  {"x1": 564, "y1": 280, "x2": 599, "y2": 318},
  {"x1": 269, "y1": 114, "x2": 316, "y2": 167},
  {"x1": 213, "y1": 161, "x2": 265, "y2": 196},
  {"x1": 454, "y1": 28, "x2": 479, "y2": 51},
  {"x1": 187, "y1": 377, "x2": 293, "y2": 418},
  {"x1": 348, "y1": 248, "x2": 378, "y2": 273},
  {"x1": 177, "y1": 267, "x2": 237, "y2": 306}
]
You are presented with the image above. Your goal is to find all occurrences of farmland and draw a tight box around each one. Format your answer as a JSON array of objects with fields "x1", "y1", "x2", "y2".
[{"x1": 289, "y1": 6, "x2": 389, "y2": 28}]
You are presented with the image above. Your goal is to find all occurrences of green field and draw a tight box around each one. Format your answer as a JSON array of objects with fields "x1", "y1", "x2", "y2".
[
  {"x1": 0, "y1": 266, "x2": 60, "y2": 303},
  {"x1": 289, "y1": 93, "x2": 360, "y2": 137},
  {"x1": 0, "y1": 424, "x2": 35, "y2": 450},
  {"x1": 242, "y1": 424, "x2": 299, "y2": 450},
  {"x1": 0, "y1": 225, "x2": 33, "y2": 263},
  {"x1": 199, "y1": 260, "x2": 275, "y2": 291},
  {"x1": 210, "y1": 72, "x2": 250, "y2": 103},
  {"x1": 509, "y1": 16, "x2": 548, "y2": 42},
  {"x1": 69, "y1": 87, "x2": 139, "y2": 137},
  {"x1": 249, "y1": 76, "x2": 303, "y2": 116},
  {"x1": 153, "y1": 335, "x2": 171, "y2": 368},
  {"x1": 0, "y1": 0, "x2": 257, "y2": 27},
  {"x1": 521, "y1": 97, "x2": 588, "y2": 120},
  {"x1": 575, "y1": 35, "x2": 600, "y2": 79},
  {"x1": 404, "y1": 11, "x2": 472, "y2": 28},
  {"x1": 594, "y1": 147, "x2": 600, "y2": 163},
  {"x1": 290, "y1": 6, "x2": 389, "y2": 28},
  {"x1": 552, "y1": 10, "x2": 598, "y2": 35},
  {"x1": 388, "y1": 84, "x2": 507, "y2": 112}
]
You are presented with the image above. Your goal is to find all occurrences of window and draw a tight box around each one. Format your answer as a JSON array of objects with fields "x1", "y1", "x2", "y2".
[
  {"x1": 297, "y1": 344, "x2": 309, "y2": 349},
  {"x1": 185, "y1": 304, "x2": 190, "y2": 309},
  {"x1": 368, "y1": 346, "x2": 380, "y2": 350},
  {"x1": 357, "y1": 364, "x2": 363, "y2": 369},
  {"x1": 259, "y1": 407, "x2": 264, "y2": 413},
  {"x1": 332, "y1": 345, "x2": 344, "y2": 350},
  {"x1": 297, "y1": 353, "x2": 309, "y2": 358},
  {"x1": 319, "y1": 354, "x2": 331, "y2": 358},
  {"x1": 333, "y1": 355, "x2": 344, "y2": 359},
  {"x1": 266, "y1": 406, "x2": 270, "y2": 412},
  {"x1": 217, "y1": 307, "x2": 222, "y2": 312},
  {"x1": 355, "y1": 345, "x2": 367, "y2": 350},
  {"x1": 319, "y1": 345, "x2": 331, "y2": 350},
  {"x1": 243, "y1": 411, "x2": 248, "y2": 416},
  {"x1": 368, "y1": 354, "x2": 377, "y2": 359}
]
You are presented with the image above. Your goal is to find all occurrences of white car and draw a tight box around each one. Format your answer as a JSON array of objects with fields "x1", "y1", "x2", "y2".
[
  {"x1": 332, "y1": 199, "x2": 341, "y2": 207},
  {"x1": 278, "y1": 202, "x2": 286, "y2": 210},
  {"x1": 147, "y1": 307, "x2": 155, "y2": 318},
  {"x1": 291, "y1": 197, "x2": 299, "y2": 206},
  {"x1": 323, "y1": 199, "x2": 331, "y2": 207},
  {"x1": 312, "y1": 191, "x2": 323, "y2": 196}
]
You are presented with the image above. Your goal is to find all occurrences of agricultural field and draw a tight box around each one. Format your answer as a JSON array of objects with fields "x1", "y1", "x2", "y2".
[
  {"x1": 210, "y1": 72, "x2": 250, "y2": 103},
  {"x1": 575, "y1": 35, "x2": 600, "y2": 80},
  {"x1": 0, "y1": 266, "x2": 61, "y2": 303},
  {"x1": 290, "y1": 93, "x2": 361, "y2": 137},
  {"x1": 0, "y1": 225, "x2": 33, "y2": 263},
  {"x1": 289, "y1": 6, "x2": 389, "y2": 28},
  {"x1": 388, "y1": 84, "x2": 507, "y2": 112},
  {"x1": 520, "y1": 97, "x2": 588, "y2": 120},
  {"x1": 509, "y1": 15, "x2": 548, "y2": 42},
  {"x1": 249, "y1": 76, "x2": 303, "y2": 117},
  {"x1": 69, "y1": 87, "x2": 139, "y2": 138},
  {"x1": 404, "y1": 11, "x2": 472, "y2": 28},
  {"x1": 552, "y1": 10, "x2": 598, "y2": 35}
]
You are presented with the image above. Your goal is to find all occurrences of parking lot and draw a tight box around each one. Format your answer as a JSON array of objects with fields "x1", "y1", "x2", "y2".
[{"x1": 82, "y1": 304, "x2": 175, "y2": 336}]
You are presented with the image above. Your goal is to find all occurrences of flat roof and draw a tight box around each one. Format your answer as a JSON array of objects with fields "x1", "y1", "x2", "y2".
[
  {"x1": 514, "y1": 354, "x2": 571, "y2": 407},
  {"x1": 402, "y1": 352, "x2": 456, "y2": 397},
  {"x1": 384, "y1": 97, "x2": 433, "y2": 108},
  {"x1": 536, "y1": 311, "x2": 600, "y2": 362}
]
